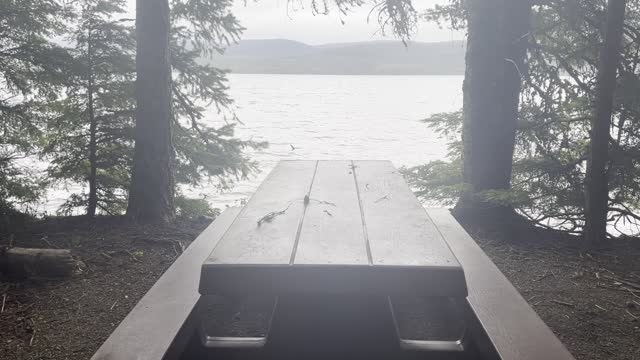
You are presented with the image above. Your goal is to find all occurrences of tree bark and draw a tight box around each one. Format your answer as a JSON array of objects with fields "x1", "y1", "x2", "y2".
[
  {"x1": 0, "y1": 247, "x2": 75, "y2": 278},
  {"x1": 585, "y1": 0, "x2": 627, "y2": 248},
  {"x1": 87, "y1": 27, "x2": 98, "y2": 218},
  {"x1": 454, "y1": 0, "x2": 532, "y2": 225},
  {"x1": 127, "y1": 0, "x2": 175, "y2": 223}
]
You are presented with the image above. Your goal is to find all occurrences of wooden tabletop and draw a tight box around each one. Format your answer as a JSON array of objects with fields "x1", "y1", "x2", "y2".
[{"x1": 200, "y1": 160, "x2": 466, "y2": 297}]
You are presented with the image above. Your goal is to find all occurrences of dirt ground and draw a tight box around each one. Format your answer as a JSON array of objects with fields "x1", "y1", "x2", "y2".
[
  {"x1": 475, "y1": 232, "x2": 640, "y2": 360},
  {"x1": 0, "y1": 216, "x2": 209, "y2": 360},
  {"x1": 0, "y1": 215, "x2": 639, "y2": 360}
]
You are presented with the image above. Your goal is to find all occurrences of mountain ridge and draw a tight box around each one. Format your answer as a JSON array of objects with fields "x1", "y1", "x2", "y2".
[{"x1": 203, "y1": 39, "x2": 466, "y2": 75}]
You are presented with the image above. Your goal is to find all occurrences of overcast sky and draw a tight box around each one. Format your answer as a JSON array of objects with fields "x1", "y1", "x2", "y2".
[{"x1": 126, "y1": 0, "x2": 463, "y2": 45}]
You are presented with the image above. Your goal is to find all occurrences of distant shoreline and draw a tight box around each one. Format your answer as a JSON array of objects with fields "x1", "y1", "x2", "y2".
[
  {"x1": 223, "y1": 71, "x2": 466, "y2": 76},
  {"x1": 204, "y1": 39, "x2": 466, "y2": 77}
]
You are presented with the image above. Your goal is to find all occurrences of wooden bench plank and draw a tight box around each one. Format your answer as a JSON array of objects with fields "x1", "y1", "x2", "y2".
[
  {"x1": 353, "y1": 161, "x2": 461, "y2": 269},
  {"x1": 426, "y1": 208, "x2": 575, "y2": 360},
  {"x1": 91, "y1": 207, "x2": 241, "y2": 360},
  {"x1": 294, "y1": 160, "x2": 368, "y2": 265},
  {"x1": 206, "y1": 160, "x2": 317, "y2": 265}
]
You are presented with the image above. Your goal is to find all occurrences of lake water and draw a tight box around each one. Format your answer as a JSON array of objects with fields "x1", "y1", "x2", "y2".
[{"x1": 42, "y1": 74, "x2": 464, "y2": 212}]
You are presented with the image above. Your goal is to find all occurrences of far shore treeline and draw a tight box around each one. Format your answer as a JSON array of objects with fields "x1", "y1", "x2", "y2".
[
  {"x1": 206, "y1": 39, "x2": 466, "y2": 75},
  {"x1": 1, "y1": 0, "x2": 639, "y2": 248}
]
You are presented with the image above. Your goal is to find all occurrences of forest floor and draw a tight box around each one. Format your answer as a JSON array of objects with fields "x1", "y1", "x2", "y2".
[
  {"x1": 475, "y1": 230, "x2": 640, "y2": 360},
  {"x1": 0, "y1": 214, "x2": 639, "y2": 360},
  {"x1": 0, "y1": 215, "x2": 210, "y2": 360}
]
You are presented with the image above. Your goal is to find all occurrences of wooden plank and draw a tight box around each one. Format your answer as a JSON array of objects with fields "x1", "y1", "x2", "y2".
[
  {"x1": 294, "y1": 160, "x2": 368, "y2": 265},
  {"x1": 426, "y1": 208, "x2": 575, "y2": 360},
  {"x1": 351, "y1": 160, "x2": 466, "y2": 297},
  {"x1": 91, "y1": 207, "x2": 241, "y2": 360},
  {"x1": 206, "y1": 160, "x2": 317, "y2": 265},
  {"x1": 353, "y1": 160, "x2": 462, "y2": 268},
  {"x1": 200, "y1": 161, "x2": 317, "y2": 295}
]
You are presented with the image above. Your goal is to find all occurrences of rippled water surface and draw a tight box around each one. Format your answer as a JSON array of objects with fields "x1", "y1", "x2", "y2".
[
  {"x1": 203, "y1": 74, "x2": 464, "y2": 208},
  {"x1": 43, "y1": 74, "x2": 464, "y2": 212}
]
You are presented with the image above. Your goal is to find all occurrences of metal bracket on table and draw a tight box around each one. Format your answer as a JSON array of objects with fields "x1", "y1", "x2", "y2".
[
  {"x1": 201, "y1": 335, "x2": 269, "y2": 349},
  {"x1": 199, "y1": 296, "x2": 278, "y2": 349},
  {"x1": 388, "y1": 296, "x2": 467, "y2": 352}
]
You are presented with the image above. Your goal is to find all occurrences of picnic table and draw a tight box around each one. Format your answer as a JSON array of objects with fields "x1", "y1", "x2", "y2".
[
  {"x1": 92, "y1": 159, "x2": 576, "y2": 360},
  {"x1": 199, "y1": 160, "x2": 468, "y2": 351}
]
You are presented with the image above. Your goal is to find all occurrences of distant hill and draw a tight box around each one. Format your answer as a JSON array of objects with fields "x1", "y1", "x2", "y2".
[{"x1": 203, "y1": 39, "x2": 466, "y2": 75}]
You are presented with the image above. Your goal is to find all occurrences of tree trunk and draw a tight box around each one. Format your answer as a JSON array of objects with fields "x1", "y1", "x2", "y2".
[
  {"x1": 585, "y1": 0, "x2": 627, "y2": 248},
  {"x1": 87, "y1": 28, "x2": 98, "y2": 218},
  {"x1": 127, "y1": 0, "x2": 175, "y2": 223},
  {"x1": 454, "y1": 0, "x2": 532, "y2": 226},
  {"x1": 0, "y1": 247, "x2": 75, "y2": 278}
]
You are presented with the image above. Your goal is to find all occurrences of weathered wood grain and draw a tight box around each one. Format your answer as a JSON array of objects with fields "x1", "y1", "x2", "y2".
[
  {"x1": 294, "y1": 160, "x2": 368, "y2": 265},
  {"x1": 427, "y1": 208, "x2": 575, "y2": 360},
  {"x1": 91, "y1": 208, "x2": 241, "y2": 360},
  {"x1": 201, "y1": 161, "x2": 466, "y2": 297},
  {"x1": 351, "y1": 160, "x2": 466, "y2": 297},
  {"x1": 205, "y1": 161, "x2": 317, "y2": 266},
  {"x1": 352, "y1": 160, "x2": 459, "y2": 268}
]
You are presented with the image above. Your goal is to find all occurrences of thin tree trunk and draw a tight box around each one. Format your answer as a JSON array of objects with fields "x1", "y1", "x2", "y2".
[
  {"x1": 585, "y1": 0, "x2": 627, "y2": 248},
  {"x1": 127, "y1": 0, "x2": 175, "y2": 223},
  {"x1": 454, "y1": 0, "x2": 531, "y2": 226},
  {"x1": 87, "y1": 27, "x2": 98, "y2": 218}
]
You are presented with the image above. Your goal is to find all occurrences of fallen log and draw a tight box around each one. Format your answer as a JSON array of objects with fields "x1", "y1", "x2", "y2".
[{"x1": 0, "y1": 247, "x2": 75, "y2": 278}]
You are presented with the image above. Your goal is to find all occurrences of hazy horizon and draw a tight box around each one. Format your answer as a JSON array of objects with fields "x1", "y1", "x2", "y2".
[
  {"x1": 206, "y1": 38, "x2": 466, "y2": 75},
  {"x1": 222, "y1": 37, "x2": 465, "y2": 46}
]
